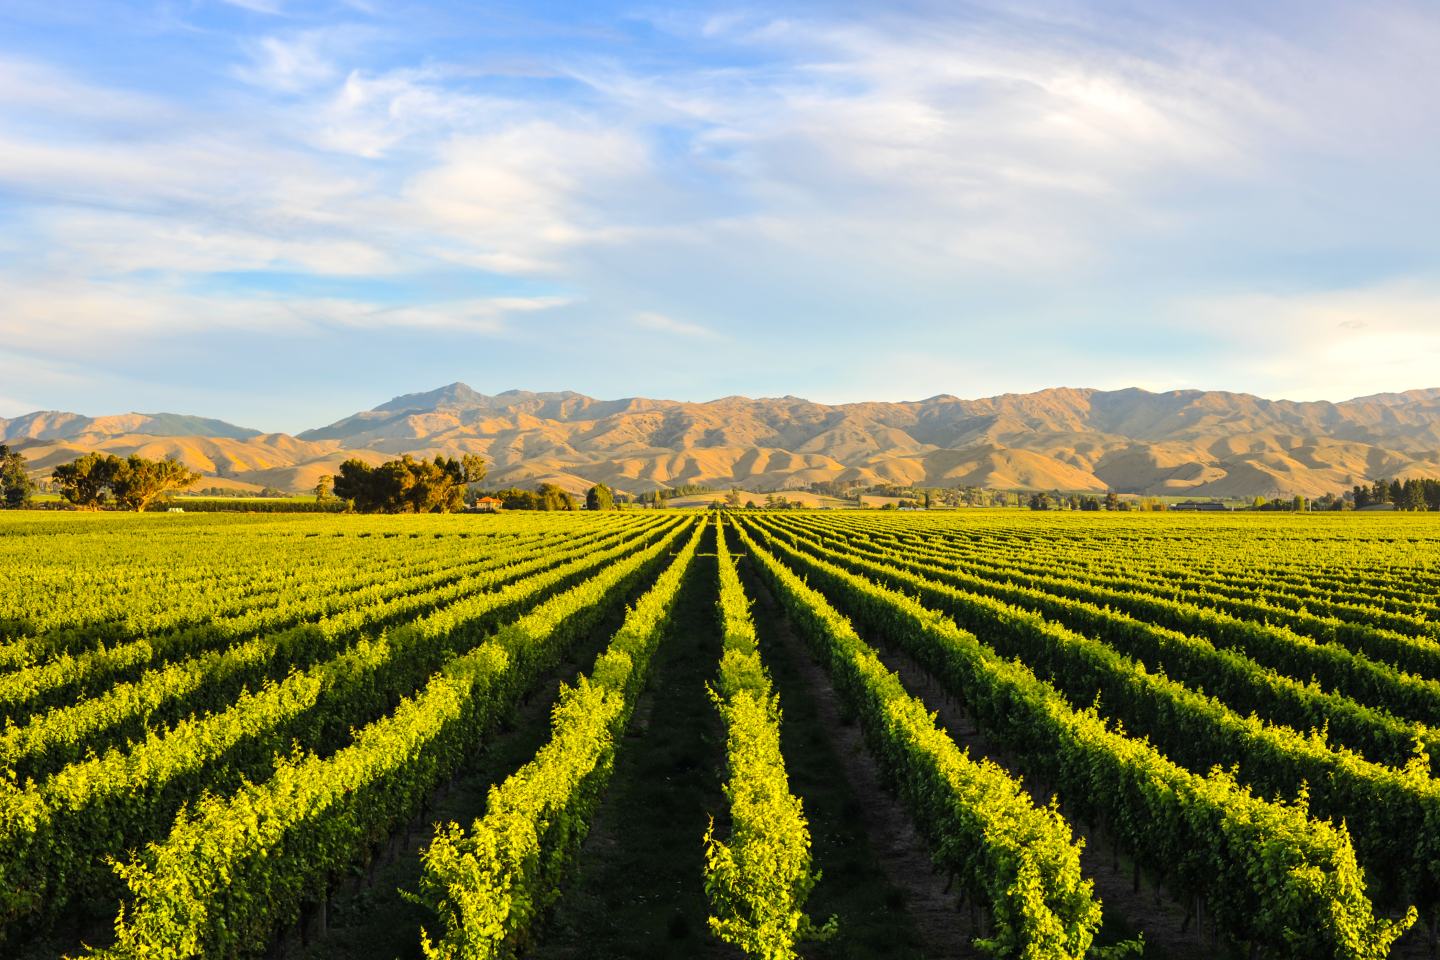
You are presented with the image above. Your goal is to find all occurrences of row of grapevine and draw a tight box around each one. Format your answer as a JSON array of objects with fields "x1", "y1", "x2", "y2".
[
  {"x1": 845, "y1": 511, "x2": 1440, "y2": 604},
  {"x1": 0, "y1": 519, "x2": 652, "y2": 720},
  {"x1": 0, "y1": 513, "x2": 597, "y2": 648},
  {"x1": 866, "y1": 520, "x2": 1440, "y2": 673},
  {"x1": 731, "y1": 521, "x2": 1106, "y2": 960},
  {"x1": 702, "y1": 520, "x2": 826, "y2": 959},
  {"x1": 760, "y1": 516, "x2": 1440, "y2": 770},
  {"x1": 413, "y1": 519, "x2": 706, "y2": 960},
  {"x1": 905, "y1": 520, "x2": 1440, "y2": 625},
  {"x1": 0, "y1": 519, "x2": 659, "y2": 782},
  {"x1": 89, "y1": 517, "x2": 700, "y2": 959},
  {"x1": 0, "y1": 519, "x2": 686, "y2": 943},
  {"x1": 0, "y1": 521, "x2": 594, "y2": 666},
  {"x1": 796, "y1": 515, "x2": 1440, "y2": 727},
  {"x1": 737, "y1": 517, "x2": 1412, "y2": 959},
  {"x1": 757, "y1": 518, "x2": 1440, "y2": 913}
]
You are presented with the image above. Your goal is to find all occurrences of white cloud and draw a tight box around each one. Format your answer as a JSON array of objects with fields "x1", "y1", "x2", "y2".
[
  {"x1": 0, "y1": 276, "x2": 570, "y2": 348},
  {"x1": 236, "y1": 31, "x2": 345, "y2": 92},
  {"x1": 633, "y1": 312, "x2": 722, "y2": 339},
  {"x1": 219, "y1": 0, "x2": 287, "y2": 14},
  {"x1": 404, "y1": 123, "x2": 653, "y2": 273}
]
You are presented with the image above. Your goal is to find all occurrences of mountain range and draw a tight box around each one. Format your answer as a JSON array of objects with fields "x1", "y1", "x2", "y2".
[{"x1": 6, "y1": 383, "x2": 1440, "y2": 498}]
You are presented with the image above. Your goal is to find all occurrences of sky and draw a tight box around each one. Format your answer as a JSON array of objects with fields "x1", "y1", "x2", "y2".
[{"x1": 1, "y1": 0, "x2": 1439, "y2": 433}]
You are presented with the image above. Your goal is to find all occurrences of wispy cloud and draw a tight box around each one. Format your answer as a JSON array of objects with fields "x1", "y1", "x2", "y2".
[
  {"x1": 219, "y1": 0, "x2": 288, "y2": 15},
  {"x1": 633, "y1": 311, "x2": 723, "y2": 339}
]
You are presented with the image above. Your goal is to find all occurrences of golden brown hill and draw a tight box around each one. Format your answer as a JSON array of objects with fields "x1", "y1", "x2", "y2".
[{"x1": 6, "y1": 384, "x2": 1440, "y2": 497}]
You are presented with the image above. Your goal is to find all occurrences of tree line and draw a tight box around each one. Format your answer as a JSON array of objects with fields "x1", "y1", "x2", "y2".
[{"x1": 1353, "y1": 477, "x2": 1440, "y2": 511}]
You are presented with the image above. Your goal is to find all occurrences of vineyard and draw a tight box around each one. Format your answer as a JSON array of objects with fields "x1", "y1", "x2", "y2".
[{"x1": 3, "y1": 509, "x2": 1440, "y2": 960}]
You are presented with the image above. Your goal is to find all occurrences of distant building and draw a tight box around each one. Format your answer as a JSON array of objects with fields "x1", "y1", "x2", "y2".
[
  {"x1": 474, "y1": 496, "x2": 503, "y2": 512},
  {"x1": 1171, "y1": 500, "x2": 1230, "y2": 512}
]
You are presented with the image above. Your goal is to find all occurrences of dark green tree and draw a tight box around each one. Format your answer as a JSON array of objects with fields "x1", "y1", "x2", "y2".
[
  {"x1": 52, "y1": 452, "x2": 124, "y2": 509},
  {"x1": 333, "y1": 454, "x2": 485, "y2": 513},
  {"x1": 111, "y1": 456, "x2": 201, "y2": 511},
  {"x1": 497, "y1": 488, "x2": 541, "y2": 510},
  {"x1": 0, "y1": 445, "x2": 34, "y2": 508},
  {"x1": 586, "y1": 483, "x2": 616, "y2": 511},
  {"x1": 1404, "y1": 480, "x2": 1428, "y2": 511},
  {"x1": 536, "y1": 483, "x2": 575, "y2": 511}
]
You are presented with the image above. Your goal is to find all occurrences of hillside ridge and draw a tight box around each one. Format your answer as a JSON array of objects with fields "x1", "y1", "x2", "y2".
[{"x1": 6, "y1": 384, "x2": 1440, "y2": 498}]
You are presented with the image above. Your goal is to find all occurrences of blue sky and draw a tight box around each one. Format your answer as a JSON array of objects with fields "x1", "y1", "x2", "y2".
[{"x1": 2, "y1": 0, "x2": 1438, "y2": 432}]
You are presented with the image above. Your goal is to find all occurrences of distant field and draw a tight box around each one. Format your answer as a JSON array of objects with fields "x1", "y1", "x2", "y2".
[
  {"x1": 173, "y1": 494, "x2": 318, "y2": 502},
  {"x1": 661, "y1": 489, "x2": 855, "y2": 508},
  {"x1": 3, "y1": 510, "x2": 1439, "y2": 959}
]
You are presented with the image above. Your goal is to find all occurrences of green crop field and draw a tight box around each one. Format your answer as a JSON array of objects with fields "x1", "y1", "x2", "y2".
[{"x1": 3, "y1": 510, "x2": 1440, "y2": 960}]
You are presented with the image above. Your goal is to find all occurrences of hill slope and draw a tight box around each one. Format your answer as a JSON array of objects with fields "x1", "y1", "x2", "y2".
[{"x1": 7, "y1": 385, "x2": 1440, "y2": 497}]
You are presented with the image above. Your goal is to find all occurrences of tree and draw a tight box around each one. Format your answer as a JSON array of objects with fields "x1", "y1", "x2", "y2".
[
  {"x1": 0, "y1": 445, "x2": 34, "y2": 508},
  {"x1": 1028, "y1": 492, "x2": 1051, "y2": 511},
  {"x1": 586, "y1": 483, "x2": 616, "y2": 511},
  {"x1": 498, "y1": 488, "x2": 541, "y2": 510},
  {"x1": 314, "y1": 475, "x2": 333, "y2": 502},
  {"x1": 1104, "y1": 490, "x2": 1119, "y2": 511},
  {"x1": 53, "y1": 452, "x2": 124, "y2": 509},
  {"x1": 111, "y1": 456, "x2": 201, "y2": 511},
  {"x1": 1404, "y1": 480, "x2": 1428, "y2": 512},
  {"x1": 51, "y1": 453, "x2": 199, "y2": 511},
  {"x1": 333, "y1": 455, "x2": 486, "y2": 513},
  {"x1": 725, "y1": 488, "x2": 743, "y2": 509},
  {"x1": 1292, "y1": 495, "x2": 1308, "y2": 513},
  {"x1": 536, "y1": 483, "x2": 575, "y2": 511}
]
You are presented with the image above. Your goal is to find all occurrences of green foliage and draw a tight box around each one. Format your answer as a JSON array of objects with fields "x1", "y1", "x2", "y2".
[
  {"x1": 0, "y1": 445, "x2": 33, "y2": 508},
  {"x1": 0, "y1": 515, "x2": 684, "y2": 945},
  {"x1": 585, "y1": 483, "x2": 616, "y2": 511},
  {"x1": 90, "y1": 519, "x2": 694, "y2": 958},
  {"x1": 734, "y1": 521, "x2": 1105, "y2": 960},
  {"x1": 740, "y1": 516, "x2": 1412, "y2": 959},
  {"x1": 334, "y1": 454, "x2": 486, "y2": 513},
  {"x1": 703, "y1": 521, "x2": 830, "y2": 959},
  {"x1": 51, "y1": 453, "x2": 199, "y2": 511},
  {"x1": 758, "y1": 516, "x2": 1440, "y2": 912},
  {"x1": 51, "y1": 452, "x2": 122, "y2": 509},
  {"x1": 491, "y1": 483, "x2": 576, "y2": 511},
  {"x1": 415, "y1": 520, "x2": 705, "y2": 959}
]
